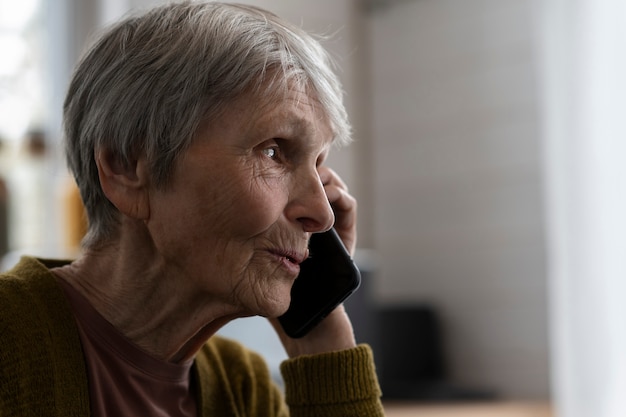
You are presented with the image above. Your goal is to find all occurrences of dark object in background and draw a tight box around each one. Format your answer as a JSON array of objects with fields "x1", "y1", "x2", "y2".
[
  {"x1": 377, "y1": 305, "x2": 496, "y2": 401},
  {"x1": 343, "y1": 256, "x2": 377, "y2": 345}
]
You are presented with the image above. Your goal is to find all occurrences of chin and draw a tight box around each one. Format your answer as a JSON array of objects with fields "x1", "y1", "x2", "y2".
[
  {"x1": 261, "y1": 299, "x2": 291, "y2": 318},
  {"x1": 245, "y1": 274, "x2": 294, "y2": 317},
  {"x1": 257, "y1": 291, "x2": 293, "y2": 319}
]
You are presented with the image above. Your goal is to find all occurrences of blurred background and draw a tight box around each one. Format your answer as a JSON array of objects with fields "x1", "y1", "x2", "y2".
[{"x1": 2, "y1": 0, "x2": 625, "y2": 416}]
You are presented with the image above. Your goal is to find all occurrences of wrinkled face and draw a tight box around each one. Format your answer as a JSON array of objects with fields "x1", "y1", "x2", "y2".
[{"x1": 145, "y1": 86, "x2": 336, "y2": 317}]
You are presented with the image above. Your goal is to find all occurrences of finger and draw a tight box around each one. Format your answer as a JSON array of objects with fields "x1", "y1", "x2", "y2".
[
  {"x1": 267, "y1": 308, "x2": 356, "y2": 358},
  {"x1": 318, "y1": 167, "x2": 354, "y2": 215},
  {"x1": 324, "y1": 188, "x2": 356, "y2": 234},
  {"x1": 324, "y1": 185, "x2": 356, "y2": 218},
  {"x1": 318, "y1": 166, "x2": 348, "y2": 191},
  {"x1": 317, "y1": 166, "x2": 357, "y2": 254}
]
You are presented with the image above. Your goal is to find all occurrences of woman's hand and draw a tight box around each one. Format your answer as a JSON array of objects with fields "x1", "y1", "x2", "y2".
[
  {"x1": 318, "y1": 166, "x2": 357, "y2": 256},
  {"x1": 270, "y1": 166, "x2": 358, "y2": 357},
  {"x1": 270, "y1": 305, "x2": 356, "y2": 357}
]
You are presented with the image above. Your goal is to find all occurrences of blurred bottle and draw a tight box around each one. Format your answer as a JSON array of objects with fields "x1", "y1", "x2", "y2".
[
  {"x1": 0, "y1": 178, "x2": 7, "y2": 258},
  {"x1": 0, "y1": 139, "x2": 8, "y2": 258},
  {"x1": 62, "y1": 175, "x2": 87, "y2": 255},
  {"x1": 10, "y1": 129, "x2": 49, "y2": 251}
]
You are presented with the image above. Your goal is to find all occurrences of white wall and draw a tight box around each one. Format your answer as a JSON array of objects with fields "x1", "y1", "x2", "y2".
[{"x1": 368, "y1": 0, "x2": 549, "y2": 399}]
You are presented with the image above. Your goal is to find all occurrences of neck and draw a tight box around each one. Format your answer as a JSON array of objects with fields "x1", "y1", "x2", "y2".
[{"x1": 53, "y1": 236, "x2": 246, "y2": 363}]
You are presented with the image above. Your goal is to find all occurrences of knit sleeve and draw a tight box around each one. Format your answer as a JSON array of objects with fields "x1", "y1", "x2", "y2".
[{"x1": 279, "y1": 344, "x2": 385, "y2": 417}]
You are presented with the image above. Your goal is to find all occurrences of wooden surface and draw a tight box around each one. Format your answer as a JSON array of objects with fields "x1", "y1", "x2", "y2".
[{"x1": 383, "y1": 402, "x2": 552, "y2": 417}]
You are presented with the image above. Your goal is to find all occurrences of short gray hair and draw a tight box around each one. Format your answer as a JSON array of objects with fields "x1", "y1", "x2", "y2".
[{"x1": 63, "y1": 1, "x2": 351, "y2": 248}]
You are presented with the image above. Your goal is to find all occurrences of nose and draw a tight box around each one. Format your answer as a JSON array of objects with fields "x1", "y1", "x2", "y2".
[{"x1": 285, "y1": 169, "x2": 335, "y2": 233}]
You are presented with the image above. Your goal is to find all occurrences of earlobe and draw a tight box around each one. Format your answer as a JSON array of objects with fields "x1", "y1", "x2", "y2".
[{"x1": 96, "y1": 148, "x2": 151, "y2": 220}]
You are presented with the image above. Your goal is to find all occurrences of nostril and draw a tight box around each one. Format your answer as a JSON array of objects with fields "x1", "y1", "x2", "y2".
[{"x1": 297, "y1": 215, "x2": 334, "y2": 233}]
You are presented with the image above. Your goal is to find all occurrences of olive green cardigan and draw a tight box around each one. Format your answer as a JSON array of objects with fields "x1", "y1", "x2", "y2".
[{"x1": 0, "y1": 257, "x2": 383, "y2": 417}]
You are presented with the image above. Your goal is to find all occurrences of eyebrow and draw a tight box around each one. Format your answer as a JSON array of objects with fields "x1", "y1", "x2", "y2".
[
  {"x1": 276, "y1": 109, "x2": 333, "y2": 141},
  {"x1": 284, "y1": 115, "x2": 313, "y2": 135},
  {"x1": 250, "y1": 93, "x2": 334, "y2": 142}
]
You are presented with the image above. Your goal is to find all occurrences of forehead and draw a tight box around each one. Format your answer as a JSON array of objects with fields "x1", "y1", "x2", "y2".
[{"x1": 222, "y1": 83, "x2": 335, "y2": 141}]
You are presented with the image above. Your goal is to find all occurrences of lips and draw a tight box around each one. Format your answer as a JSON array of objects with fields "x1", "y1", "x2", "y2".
[
  {"x1": 271, "y1": 249, "x2": 306, "y2": 265},
  {"x1": 266, "y1": 248, "x2": 305, "y2": 276}
]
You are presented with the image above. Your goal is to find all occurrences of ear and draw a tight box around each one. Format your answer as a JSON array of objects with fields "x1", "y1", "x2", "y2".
[{"x1": 95, "y1": 148, "x2": 151, "y2": 220}]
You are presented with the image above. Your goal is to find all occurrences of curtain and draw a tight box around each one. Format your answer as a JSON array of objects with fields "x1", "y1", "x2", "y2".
[{"x1": 539, "y1": 0, "x2": 626, "y2": 416}]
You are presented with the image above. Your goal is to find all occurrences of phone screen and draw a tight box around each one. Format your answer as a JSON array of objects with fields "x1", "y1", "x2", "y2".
[{"x1": 278, "y1": 228, "x2": 361, "y2": 338}]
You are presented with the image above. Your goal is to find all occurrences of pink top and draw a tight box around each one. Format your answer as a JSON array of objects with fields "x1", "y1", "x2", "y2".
[{"x1": 56, "y1": 277, "x2": 198, "y2": 417}]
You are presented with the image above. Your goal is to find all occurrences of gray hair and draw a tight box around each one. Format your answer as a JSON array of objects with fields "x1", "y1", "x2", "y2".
[{"x1": 63, "y1": 1, "x2": 351, "y2": 248}]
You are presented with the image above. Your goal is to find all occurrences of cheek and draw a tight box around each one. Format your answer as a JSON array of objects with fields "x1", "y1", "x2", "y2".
[
  {"x1": 150, "y1": 160, "x2": 291, "y2": 258},
  {"x1": 227, "y1": 181, "x2": 288, "y2": 236},
  {"x1": 195, "y1": 169, "x2": 288, "y2": 239}
]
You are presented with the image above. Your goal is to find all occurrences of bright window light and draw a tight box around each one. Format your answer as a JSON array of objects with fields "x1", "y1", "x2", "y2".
[
  {"x1": 0, "y1": 0, "x2": 44, "y2": 145},
  {"x1": 0, "y1": 0, "x2": 39, "y2": 30}
]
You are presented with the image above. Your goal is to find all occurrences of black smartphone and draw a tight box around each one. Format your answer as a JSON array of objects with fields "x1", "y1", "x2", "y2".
[{"x1": 278, "y1": 228, "x2": 361, "y2": 338}]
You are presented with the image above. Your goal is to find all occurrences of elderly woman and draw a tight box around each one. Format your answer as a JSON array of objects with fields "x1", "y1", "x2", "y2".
[{"x1": 0, "y1": 2, "x2": 384, "y2": 416}]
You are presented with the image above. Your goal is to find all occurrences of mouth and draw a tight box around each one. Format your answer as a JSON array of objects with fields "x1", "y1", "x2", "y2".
[{"x1": 271, "y1": 249, "x2": 306, "y2": 265}]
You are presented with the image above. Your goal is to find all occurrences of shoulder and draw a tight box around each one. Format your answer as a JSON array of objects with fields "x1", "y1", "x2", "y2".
[
  {"x1": 0, "y1": 256, "x2": 70, "y2": 292},
  {"x1": 1, "y1": 257, "x2": 59, "y2": 327},
  {"x1": 0, "y1": 257, "x2": 72, "y2": 331},
  {"x1": 0, "y1": 255, "x2": 80, "y2": 357},
  {"x1": 0, "y1": 257, "x2": 90, "y2": 415}
]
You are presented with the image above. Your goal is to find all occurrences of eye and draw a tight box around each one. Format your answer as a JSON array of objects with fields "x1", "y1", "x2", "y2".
[{"x1": 262, "y1": 146, "x2": 278, "y2": 159}]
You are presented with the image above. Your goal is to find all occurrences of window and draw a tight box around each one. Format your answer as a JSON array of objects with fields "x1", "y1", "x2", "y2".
[{"x1": 0, "y1": 0, "x2": 46, "y2": 152}]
